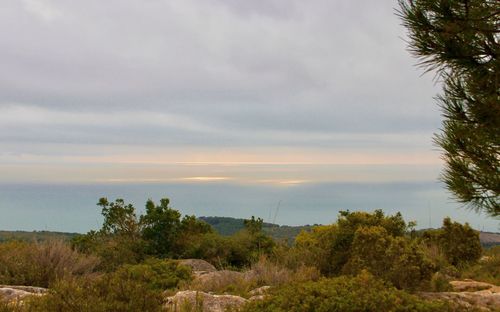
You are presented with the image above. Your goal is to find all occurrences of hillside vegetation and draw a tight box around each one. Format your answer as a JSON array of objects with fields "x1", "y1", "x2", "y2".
[
  {"x1": 0, "y1": 231, "x2": 77, "y2": 243},
  {"x1": 200, "y1": 216, "x2": 500, "y2": 247}
]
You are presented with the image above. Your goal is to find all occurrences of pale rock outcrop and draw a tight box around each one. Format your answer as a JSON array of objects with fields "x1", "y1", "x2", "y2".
[
  {"x1": 179, "y1": 259, "x2": 217, "y2": 274},
  {"x1": 450, "y1": 279, "x2": 497, "y2": 292},
  {"x1": 164, "y1": 290, "x2": 247, "y2": 312},
  {"x1": 248, "y1": 286, "x2": 271, "y2": 297},
  {"x1": 420, "y1": 280, "x2": 500, "y2": 311},
  {"x1": 194, "y1": 270, "x2": 247, "y2": 288},
  {"x1": 0, "y1": 285, "x2": 47, "y2": 303}
]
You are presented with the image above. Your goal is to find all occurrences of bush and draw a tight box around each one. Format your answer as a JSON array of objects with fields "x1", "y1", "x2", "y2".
[
  {"x1": 294, "y1": 210, "x2": 409, "y2": 276},
  {"x1": 421, "y1": 218, "x2": 482, "y2": 267},
  {"x1": 439, "y1": 218, "x2": 482, "y2": 266},
  {"x1": 241, "y1": 271, "x2": 454, "y2": 312},
  {"x1": 119, "y1": 258, "x2": 192, "y2": 290},
  {"x1": 343, "y1": 226, "x2": 435, "y2": 290},
  {"x1": 26, "y1": 275, "x2": 163, "y2": 312},
  {"x1": 294, "y1": 224, "x2": 338, "y2": 274},
  {"x1": 430, "y1": 272, "x2": 453, "y2": 292},
  {"x1": 461, "y1": 246, "x2": 500, "y2": 285},
  {"x1": 23, "y1": 259, "x2": 192, "y2": 312},
  {"x1": 293, "y1": 209, "x2": 435, "y2": 289},
  {"x1": 0, "y1": 240, "x2": 99, "y2": 288},
  {"x1": 248, "y1": 256, "x2": 320, "y2": 287}
]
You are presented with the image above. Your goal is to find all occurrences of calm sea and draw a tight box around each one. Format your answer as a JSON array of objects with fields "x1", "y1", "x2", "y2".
[{"x1": 0, "y1": 182, "x2": 497, "y2": 233}]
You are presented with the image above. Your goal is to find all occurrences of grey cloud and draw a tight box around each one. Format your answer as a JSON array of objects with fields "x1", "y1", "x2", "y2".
[{"x1": 0, "y1": 0, "x2": 441, "y2": 152}]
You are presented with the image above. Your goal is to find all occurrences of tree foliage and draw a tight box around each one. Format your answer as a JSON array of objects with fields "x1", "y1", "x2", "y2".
[
  {"x1": 398, "y1": 0, "x2": 500, "y2": 217},
  {"x1": 140, "y1": 198, "x2": 182, "y2": 257},
  {"x1": 72, "y1": 197, "x2": 275, "y2": 269}
]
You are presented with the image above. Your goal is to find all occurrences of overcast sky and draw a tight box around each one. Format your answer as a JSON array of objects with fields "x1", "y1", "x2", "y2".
[{"x1": 0, "y1": 0, "x2": 446, "y2": 184}]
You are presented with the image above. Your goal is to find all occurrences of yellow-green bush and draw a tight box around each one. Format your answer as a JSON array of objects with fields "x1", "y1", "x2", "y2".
[
  {"x1": 420, "y1": 218, "x2": 482, "y2": 267},
  {"x1": 241, "y1": 271, "x2": 455, "y2": 312},
  {"x1": 293, "y1": 210, "x2": 409, "y2": 276},
  {"x1": 343, "y1": 226, "x2": 434, "y2": 290}
]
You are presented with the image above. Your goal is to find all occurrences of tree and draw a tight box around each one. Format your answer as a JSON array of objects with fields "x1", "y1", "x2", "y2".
[
  {"x1": 398, "y1": 0, "x2": 499, "y2": 217},
  {"x1": 243, "y1": 216, "x2": 264, "y2": 234},
  {"x1": 98, "y1": 198, "x2": 140, "y2": 236},
  {"x1": 140, "y1": 198, "x2": 182, "y2": 258}
]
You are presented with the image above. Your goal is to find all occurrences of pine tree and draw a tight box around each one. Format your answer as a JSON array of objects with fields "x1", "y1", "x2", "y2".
[{"x1": 398, "y1": 0, "x2": 499, "y2": 217}]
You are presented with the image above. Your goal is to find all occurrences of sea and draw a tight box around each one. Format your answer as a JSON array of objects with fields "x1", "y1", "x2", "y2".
[{"x1": 0, "y1": 181, "x2": 498, "y2": 233}]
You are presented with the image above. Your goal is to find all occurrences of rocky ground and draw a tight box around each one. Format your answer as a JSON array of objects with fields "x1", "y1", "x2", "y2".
[{"x1": 420, "y1": 280, "x2": 500, "y2": 311}]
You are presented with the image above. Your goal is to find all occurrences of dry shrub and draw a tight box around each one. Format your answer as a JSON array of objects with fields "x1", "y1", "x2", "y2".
[
  {"x1": 248, "y1": 256, "x2": 320, "y2": 286},
  {"x1": 189, "y1": 270, "x2": 251, "y2": 296},
  {"x1": 0, "y1": 240, "x2": 99, "y2": 288},
  {"x1": 188, "y1": 256, "x2": 319, "y2": 297}
]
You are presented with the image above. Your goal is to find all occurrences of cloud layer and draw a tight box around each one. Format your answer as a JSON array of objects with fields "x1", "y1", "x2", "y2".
[{"x1": 1, "y1": 0, "x2": 443, "y2": 183}]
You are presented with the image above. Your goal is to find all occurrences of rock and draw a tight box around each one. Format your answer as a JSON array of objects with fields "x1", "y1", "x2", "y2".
[
  {"x1": 419, "y1": 280, "x2": 500, "y2": 311},
  {"x1": 248, "y1": 286, "x2": 271, "y2": 296},
  {"x1": 179, "y1": 259, "x2": 217, "y2": 274},
  {"x1": 450, "y1": 280, "x2": 494, "y2": 292},
  {"x1": 248, "y1": 295, "x2": 265, "y2": 301},
  {"x1": 194, "y1": 270, "x2": 247, "y2": 288},
  {"x1": 164, "y1": 290, "x2": 247, "y2": 312},
  {"x1": 0, "y1": 285, "x2": 47, "y2": 303}
]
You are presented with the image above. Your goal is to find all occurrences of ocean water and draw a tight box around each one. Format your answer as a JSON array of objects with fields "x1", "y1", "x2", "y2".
[{"x1": 0, "y1": 181, "x2": 497, "y2": 233}]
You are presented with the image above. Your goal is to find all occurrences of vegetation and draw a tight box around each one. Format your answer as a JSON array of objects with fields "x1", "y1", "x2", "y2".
[
  {"x1": 461, "y1": 246, "x2": 500, "y2": 284},
  {"x1": 71, "y1": 198, "x2": 274, "y2": 270},
  {"x1": 26, "y1": 259, "x2": 191, "y2": 312},
  {"x1": 241, "y1": 271, "x2": 454, "y2": 312},
  {"x1": 199, "y1": 216, "x2": 315, "y2": 244},
  {"x1": 0, "y1": 198, "x2": 496, "y2": 311},
  {"x1": 0, "y1": 230, "x2": 77, "y2": 243},
  {"x1": 420, "y1": 217, "x2": 482, "y2": 266},
  {"x1": 0, "y1": 240, "x2": 99, "y2": 288},
  {"x1": 398, "y1": 0, "x2": 500, "y2": 217}
]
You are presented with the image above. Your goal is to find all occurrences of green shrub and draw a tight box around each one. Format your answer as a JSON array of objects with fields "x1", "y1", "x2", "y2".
[
  {"x1": 241, "y1": 271, "x2": 454, "y2": 312},
  {"x1": 24, "y1": 259, "x2": 191, "y2": 312},
  {"x1": 119, "y1": 258, "x2": 192, "y2": 290},
  {"x1": 421, "y1": 218, "x2": 482, "y2": 267},
  {"x1": 27, "y1": 275, "x2": 163, "y2": 312},
  {"x1": 430, "y1": 272, "x2": 453, "y2": 292},
  {"x1": 461, "y1": 246, "x2": 500, "y2": 285}
]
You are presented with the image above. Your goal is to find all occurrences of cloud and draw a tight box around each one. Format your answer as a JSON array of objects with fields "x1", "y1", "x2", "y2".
[
  {"x1": 21, "y1": 0, "x2": 63, "y2": 22},
  {"x1": 0, "y1": 0, "x2": 444, "y2": 182},
  {"x1": 0, "y1": 104, "x2": 214, "y2": 132}
]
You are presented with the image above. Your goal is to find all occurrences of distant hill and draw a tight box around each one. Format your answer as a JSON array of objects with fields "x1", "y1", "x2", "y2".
[
  {"x1": 1, "y1": 219, "x2": 498, "y2": 248},
  {"x1": 0, "y1": 230, "x2": 78, "y2": 243},
  {"x1": 199, "y1": 216, "x2": 315, "y2": 243},
  {"x1": 480, "y1": 232, "x2": 500, "y2": 248},
  {"x1": 199, "y1": 216, "x2": 500, "y2": 247}
]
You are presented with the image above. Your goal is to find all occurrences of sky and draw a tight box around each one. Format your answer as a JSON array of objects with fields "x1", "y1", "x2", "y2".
[{"x1": 0, "y1": 0, "x2": 449, "y2": 186}]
